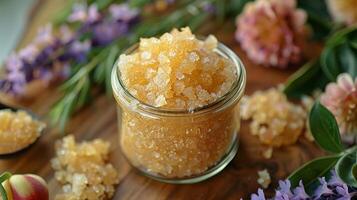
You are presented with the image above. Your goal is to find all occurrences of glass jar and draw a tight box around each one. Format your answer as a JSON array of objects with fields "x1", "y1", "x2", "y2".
[{"x1": 111, "y1": 42, "x2": 246, "y2": 184}]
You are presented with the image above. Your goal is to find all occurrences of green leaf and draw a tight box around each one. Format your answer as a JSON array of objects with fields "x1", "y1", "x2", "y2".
[
  {"x1": 297, "y1": 0, "x2": 332, "y2": 40},
  {"x1": 336, "y1": 148, "x2": 357, "y2": 187},
  {"x1": 326, "y1": 26, "x2": 357, "y2": 47},
  {"x1": 353, "y1": 164, "x2": 357, "y2": 180},
  {"x1": 0, "y1": 172, "x2": 12, "y2": 200},
  {"x1": 105, "y1": 46, "x2": 120, "y2": 95},
  {"x1": 339, "y1": 43, "x2": 357, "y2": 78},
  {"x1": 321, "y1": 47, "x2": 341, "y2": 81},
  {"x1": 283, "y1": 60, "x2": 329, "y2": 98},
  {"x1": 309, "y1": 102, "x2": 344, "y2": 153},
  {"x1": 288, "y1": 155, "x2": 341, "y2": 188}
]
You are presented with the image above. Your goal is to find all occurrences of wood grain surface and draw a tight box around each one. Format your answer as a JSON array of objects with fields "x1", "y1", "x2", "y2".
[{"x1": 0, "y1": 1, "x2": 325, "y2": 199}]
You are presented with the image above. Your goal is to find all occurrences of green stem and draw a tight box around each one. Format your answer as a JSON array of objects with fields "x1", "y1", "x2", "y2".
[{"x1": 0, "y1": 172, "x2": 12, "y2": 200}]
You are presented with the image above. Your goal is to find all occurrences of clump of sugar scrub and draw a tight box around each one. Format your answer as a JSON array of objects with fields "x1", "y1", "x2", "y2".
[
  {"x1": 51, "y1": 135, "x2": 119, "y2": 200},
  {"x1": 257, "y1": 169, "x2": 271, "y2": 189},
  {"x1": 241, "y1": 88, "x2": 308, "y2": 155},
  {"x1": 118, "y1": 27, "x2": 237, "y2": 110},
  {"x1": 113, "y1": 27, "x2": 244, "y2": 180},
  {"x1": 0, "y1": 109, "x2": 45, "y2": 155}
]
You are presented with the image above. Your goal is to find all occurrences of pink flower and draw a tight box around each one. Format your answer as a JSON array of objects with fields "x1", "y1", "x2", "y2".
[
  {"x1": 320, "y1": 73, "x2": 357, "y2": 135},
  {"x1": 235, "y1": 0, "x2": 307, "y2": 68}
]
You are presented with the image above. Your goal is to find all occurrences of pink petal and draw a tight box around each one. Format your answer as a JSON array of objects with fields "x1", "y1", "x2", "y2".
[
  {"x1": 337, "y1": 73, "x2": 354, "y2": 93},
  {"x1": 325, "y1": 83, "x2": 347, "y2": 101}
]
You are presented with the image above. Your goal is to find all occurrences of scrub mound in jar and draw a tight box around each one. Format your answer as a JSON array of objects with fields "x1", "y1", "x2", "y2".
[
  {"x1": 118, "y1": 27, "x2": 237, "y2": 110},
  {"x1": 116, "y1": 27, "x2": 240, "y2": 178}
]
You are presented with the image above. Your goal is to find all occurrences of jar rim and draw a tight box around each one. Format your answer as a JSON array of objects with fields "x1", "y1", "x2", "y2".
[{"x1": 111, "y1": 41, "x2": 246, "y2": 116}]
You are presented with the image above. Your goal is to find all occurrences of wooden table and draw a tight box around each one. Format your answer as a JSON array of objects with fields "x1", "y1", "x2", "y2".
[{"x1": 0, "y1": 1, "x2": 325, "y2": 199}]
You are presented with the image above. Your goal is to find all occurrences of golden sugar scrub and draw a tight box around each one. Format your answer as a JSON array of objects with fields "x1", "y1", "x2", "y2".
[
  {"x1": 118, "y1": 27, "x2": 237, "y2": 110},
  {"x1": 241, "y1": 88, "x2": 307, "y2": 147},
  {"x1": 112, "y1": 27, "x2": 246, "y2": 182},
  {"x1": 52, "y1": 135, "x2": 119, "y2": 200},
  {"x1": 0, "y1": 109, "x2": 45, "y2": 155}
]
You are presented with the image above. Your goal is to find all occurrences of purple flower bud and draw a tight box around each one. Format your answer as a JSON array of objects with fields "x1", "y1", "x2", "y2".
[
  {"x1": 314, "y1": 177, "x2": 333, "y2": 199},
  {"x1": 109, "y1": 4, "x2": 139, "y2": 22},
  {"x1": 5, "y1": 54, "x2": 23, "y2": 71},
  {"x1": 277, "y1": 180, "x2": 293, "y2": 198},
  {"x1": 18, "y1": 44, "x2": 39, "y2": 63},
  {"x1": 35, "y1": 24, "x2": 54, "y2": 45},
  {"x1": 67, "y1": 40, "x2": 91, "y2": 62},
  {"x1": 68, "y1": 4, "x2": 100, "y2": 24},
  {"x1": 59, "y1": 25, "x2": 74, "y2": 44},
  {"x1": 328, "y1": 170, "x2": 345, "y2": 187},
  {"x1": 92, "y1": 21, "x2": 128, "y2": 46},
  {"x1": 336, "y1": 184, "x2": 351, "y2": 200},
  {"x1": 202, "y1": 2, "x2": 215, "y2": 13},
  {"x1": 274, "y1": 191, "x2": 290, "y2": 200},
  {"x1": 87, "y1": 5, "x2": 100, "y2": 23},
  {"x1": 68, "y1": 4, "x2": 87, "y2": 22},
  {"x1": 251, "y1": 189, "x2": 266, "y2": 200},
  {"x1": 292, "y1": 181, "x2": 309, "y2": 200}
]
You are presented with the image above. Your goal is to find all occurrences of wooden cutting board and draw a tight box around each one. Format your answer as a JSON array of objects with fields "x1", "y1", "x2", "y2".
[{"x1": 0, "y1": 1, "x2": 325, "y2": 199}]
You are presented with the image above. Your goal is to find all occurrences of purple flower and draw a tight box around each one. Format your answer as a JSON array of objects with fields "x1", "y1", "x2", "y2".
[
  {"x1": 277, "y1": 180, "x2": 293, "y2": 198},
  {"x1": 251, "y1": 189, "x2": 266, "y2": 200},
  {"x1": 67, "y1": 40, "x2": 91, "y2": 62},
  {"x1": 18, "y1": 44, "x2": 39, "y2": 63},
  {"x1": 68, "y1": 4, "x2": 100, "y2": 23},
  {"x1": 68, "y1": 4, "x2": 87, "y2": 22},
  {"x1": 328, "y1": 170, "x2": 345, "y2": 187},
  {"x1": 87, "y1": 5, "x2": 100, "y2": 23},
  {"x1": 202, "y1": 2, "x2": 215, "y2": 13},
  {"x1": 4, "y1": 54, "x2": 26, "y2": 93},
  {"x1": 59, "y1": 25, "x2": 74, "y2": 44},
  {"x1": 92, "y1": 21, "x2": 128, "y2": 46},
  {"x1": 292, "y1": 181, "x2": 309, "y2": 200},
  {"x1": 274, "y1": 191, "x2": 290, "y2": 200},
  {"x1": 5, "y1": 54, "x2": 23, "y2": 71},
  {"x1": 250, "y1": 170, "x2": 357, "y2": 200},
  {"x1": 314, "y1": 177, "x2": 333, "y2": 198},
  {"x1": 35, "y1": 24, "x2": 54, "y2": 45},
  {"x1": 336, "y1": 184, "x2": 352, "y2": 200},
  {"x1": 109, "y1": 4, "x2": 139, "y2": 22}
]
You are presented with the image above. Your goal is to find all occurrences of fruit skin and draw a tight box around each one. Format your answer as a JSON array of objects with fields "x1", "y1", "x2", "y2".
[{"x1": 1, "y1": 174, "x2": 48, "y2": 200}]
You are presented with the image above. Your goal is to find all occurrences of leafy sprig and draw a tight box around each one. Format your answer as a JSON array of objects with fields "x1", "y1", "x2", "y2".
[
  {"x1": 284, "y1": 26, "x2": 357, "y2": 98},
  {"x1": 288, "y1": 102, "x2": 357, "y2": 190}
]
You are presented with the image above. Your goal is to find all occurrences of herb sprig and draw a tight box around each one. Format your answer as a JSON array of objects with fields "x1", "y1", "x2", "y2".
[
  {"x1": 284, "y1": 26, "x2": 357, "y2": 98},
  {"x1": 288, "y1": 102, "x2": 357, "y2": 190}
]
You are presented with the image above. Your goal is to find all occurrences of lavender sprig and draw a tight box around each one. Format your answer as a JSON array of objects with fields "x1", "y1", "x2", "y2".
[
  {"x1": 0, "y1": 3, "x2": 138, "y2": 96},
  {"x1": 251, "y1": 170, "x2": 357, "y2": 200}
]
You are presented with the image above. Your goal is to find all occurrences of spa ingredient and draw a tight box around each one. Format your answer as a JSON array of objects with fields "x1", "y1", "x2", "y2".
[
  {"x1": 235, "y1": 0, "x2": 306, "y2": 68},
  {"x1": 114, "y1": 27, "x2": 242, "y2": 178},
  {"x1": 251, "y1": 170, "x2": 357, "y2": 200},
  {"x1": 118, "y1": 27, "x2": 237, "y2": 110},
  {"x1": 51, "y1": 135, "x2": 119, "y2": 200},
  {"x1": 320, "y1": 73, "x2": 357, "y2": 136},
  {"x1": 0, "y1": 109, "x2": 45, "y2": 155},
  {"x1": 0, "y1": 172, "x2": 49, "y2": 200},
  {"x1": 257, "y1": 169, "x2": 271, "y2": 189},
  {"x1": 241, "y1": 88, "x2": 306, "y2": 148}
]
